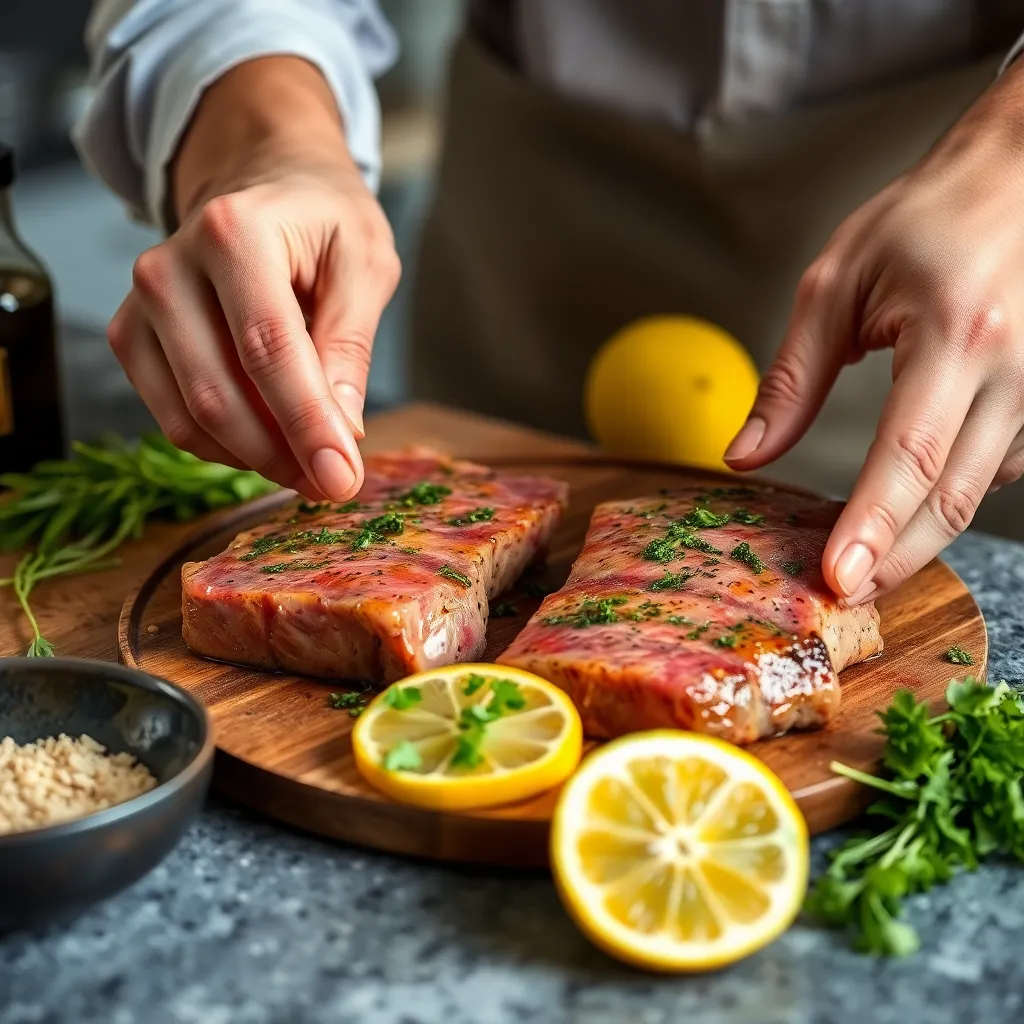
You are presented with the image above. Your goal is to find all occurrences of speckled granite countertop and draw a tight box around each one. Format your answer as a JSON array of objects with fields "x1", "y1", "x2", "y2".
[{"x1": 2, "y1": 532, "x2": 1023, "y2": 1024}]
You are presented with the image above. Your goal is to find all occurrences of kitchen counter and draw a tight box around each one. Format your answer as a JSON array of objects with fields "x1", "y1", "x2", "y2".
[{"x1": 2, "y1": 531, "x2": 1023, "y2": 1024}]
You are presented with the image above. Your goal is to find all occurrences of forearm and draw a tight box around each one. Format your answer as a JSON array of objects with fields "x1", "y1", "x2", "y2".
[{"x1": 172, "y1": 55, "x2": 354, "y2": 223}]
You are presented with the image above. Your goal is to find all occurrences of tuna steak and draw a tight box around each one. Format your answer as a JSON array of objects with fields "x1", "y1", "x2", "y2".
[
  {"x1": 182, "y1": 448, "x2": 568, "y2": 682},
  {"x1": 498, "y1": 483, "x2": 882, "y2": 745}
]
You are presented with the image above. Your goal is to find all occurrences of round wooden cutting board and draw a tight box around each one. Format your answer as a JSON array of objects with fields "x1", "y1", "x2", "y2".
[{"x1": 119, "y1": 455, "x2": 987, "y2": 867}]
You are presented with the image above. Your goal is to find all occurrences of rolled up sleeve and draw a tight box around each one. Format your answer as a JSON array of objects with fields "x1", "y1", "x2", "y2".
[{"x1": 73, "y1": 0, "x2": 398, "y2": 229}]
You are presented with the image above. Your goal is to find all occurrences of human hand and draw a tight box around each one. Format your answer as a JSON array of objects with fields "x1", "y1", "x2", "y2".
[
  {"x1": 725, "y1": 62, "x2": 1024, "y2": 603},
  {"x1": 108, "y1": 57, "x2": 400, "y2": 500}
]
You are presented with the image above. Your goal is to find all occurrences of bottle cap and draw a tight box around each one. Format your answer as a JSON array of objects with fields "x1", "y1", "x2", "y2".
[{"x1": 0, "y1": 145, "x2": 13, "y2": 189}]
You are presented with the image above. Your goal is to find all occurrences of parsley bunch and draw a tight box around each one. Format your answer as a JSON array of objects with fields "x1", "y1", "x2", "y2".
[
  {"x1": 0, "y1": 434, "x2": 274, "y2": 656},
  {"x1": 806, "y1": 678, "x2": 1024, "y2": 956}
]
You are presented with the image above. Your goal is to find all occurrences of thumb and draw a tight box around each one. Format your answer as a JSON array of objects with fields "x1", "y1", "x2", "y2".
[{"x1": 725, "y1": 260, "x2": 853, "y2": 470}]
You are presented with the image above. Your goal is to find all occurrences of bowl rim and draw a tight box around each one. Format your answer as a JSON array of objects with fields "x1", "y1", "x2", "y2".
[{"x1": 0, "y1": 656, "x2": 215, "y2": 848}]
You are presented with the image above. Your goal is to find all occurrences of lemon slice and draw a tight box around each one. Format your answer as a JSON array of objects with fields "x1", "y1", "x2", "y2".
[
  {"x1": 352, "y1": 664, "x2": 583, "y2": 811},
  {"x1": 551, "y1": 731, "x2": 808, "y2": 972}
]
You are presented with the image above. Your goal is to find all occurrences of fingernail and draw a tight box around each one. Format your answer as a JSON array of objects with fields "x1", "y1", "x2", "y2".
[
  {"x1": 334, "y1": 383, "x2": 365, "y2": 438},
  {"x1": 835, "y1": 543, "x2": 874, "y2": 596},
  {"x1": 310, "y1": 448, "x2": 355, "y2": 499},
  {"x1": 724, "y1": 417, "x2": 766, "y2": 462},
  {"x1": 841, "y1": 581, "x2": 878, "y2": 607}
]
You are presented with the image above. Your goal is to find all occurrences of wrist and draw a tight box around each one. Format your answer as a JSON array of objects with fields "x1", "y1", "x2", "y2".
[{"x1": 171, "y1": 55, "x2": 355, "y2": 224}]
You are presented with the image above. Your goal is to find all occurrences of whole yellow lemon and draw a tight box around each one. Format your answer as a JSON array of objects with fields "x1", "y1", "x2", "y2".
[{"x1": 584, "y1": 316, "x2": 760, "y2": 471}]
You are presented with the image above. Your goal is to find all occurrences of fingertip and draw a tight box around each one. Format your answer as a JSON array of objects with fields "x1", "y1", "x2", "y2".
[
  {"x1": 724, "y1": 416, "x2": 767, "y2": 464},
  {"x1": 309, "y1": 447, "x2": 357, "y2": 501}
]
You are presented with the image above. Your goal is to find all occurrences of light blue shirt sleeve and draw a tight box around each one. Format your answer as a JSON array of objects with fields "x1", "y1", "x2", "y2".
[{"x1": 73, "y1": 0, "x2": 398, "y2": 230}]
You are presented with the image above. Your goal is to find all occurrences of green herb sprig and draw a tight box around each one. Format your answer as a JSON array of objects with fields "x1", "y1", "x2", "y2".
[
  {"x1": 806, "y1": 678, "x2": 1024, "y2": 956},
  {"x1": 0, "y1": 434, "x2": 275, "y2": 656}
]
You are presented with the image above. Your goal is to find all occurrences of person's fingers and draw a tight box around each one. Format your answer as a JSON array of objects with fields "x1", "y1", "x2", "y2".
[
  {"x1": 821, "y1": 333, "x2": 979, "y2": 598},
  {"x1": 196, "y1": 196, "x2": 363, "y2": 499},
  {"x1": 107, "y1": 294, "x2": 245, "y2": 469},
  {"x1": 725, "y1": 256, "x2": 855, "y2": 469},
  {"x1": 866, "y1": 395, "x2": 1023, "y2": 597},
  {"x1": 309, "y1": 224, "x2": 401, "y2": 439},
  {"x1": 991, "y1": 428, "x2": 1024, "y2": 490},
  {"x1": 130, "y1": 243, "x2": 315, "y2": 494}
]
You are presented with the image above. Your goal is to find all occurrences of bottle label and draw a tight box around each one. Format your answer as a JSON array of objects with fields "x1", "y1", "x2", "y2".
[{"x1": 0, "y1": 348, "x2": 12, "y2": 436}]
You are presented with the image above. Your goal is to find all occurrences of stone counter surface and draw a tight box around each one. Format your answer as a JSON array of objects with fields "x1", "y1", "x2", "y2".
[{"x1": 2, "y1": 532, "x2": 1023, "y2": 1024}]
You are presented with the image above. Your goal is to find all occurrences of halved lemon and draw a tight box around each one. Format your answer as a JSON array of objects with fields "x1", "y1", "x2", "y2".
[
  {"x1": 551, "y1": 731, "x2": 808, "y2": 972},
  {"x1": 352, "y1": 664, "x2": 583, "y2": 811}
]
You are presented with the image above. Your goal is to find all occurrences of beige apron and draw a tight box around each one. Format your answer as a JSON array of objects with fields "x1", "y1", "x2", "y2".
[{"x1": 410, "y1": 35, "x2": 1019, "y2": 536}]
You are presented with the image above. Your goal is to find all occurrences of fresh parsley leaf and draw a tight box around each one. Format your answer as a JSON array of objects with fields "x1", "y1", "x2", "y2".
[
  {"x1": 730, "y1": 542, "x2": 766, "y2": 574},
  {"x1": 680, "y1": 507, "x2": 731, "y2": 529},
  {"x1": 450, "y1": 678, "x2": 527, "y2": 769},
  {"x1": 438, "y1": 565, "x2": 473, "y2": 587},
  {"x1": 806, "y1": 677, "x2": 1024, "y2": 956},
  {"x1": 641, "y1": 537, "x2": 676, "y2": 563},
  {"x1": 491, "y1": 601, "x2": 518, "y2": 618},
  {"x1": 383, "y1": 685, "x2": 422, "y2": 711},
  {"x1": 648, "y1": 571, "x2": 692, "y2": 592},
  {"x1": 713, "y1": 633, "x2": 739, "y2": 648},
  {"x1": 542, "y1": 596, "x2": 629, "y2": 629},
  {"x1": 945, "y1": 645, "x2": 973, "y2": 665},
  {"x1": 731, "y1": 507, "x2": 765, "y2": 525},
  {"x1": 383, "y1": 740, "x2": 423, "y2": 772},
  {"x1": 395, "y1": 482, "x2": 452, "y2": 507},
  {"x1": 781, "y1": 560, "x2": 804, "y2": 576},
  {"x1": 447, "y1": 507, "x2": 495, "y2": 526},
  {"x1": 327, "y1": 691, "x2": 370, "y2": 716},
  {"x1": 462, "y1": 673, "x2": 487, "y2": 696}
]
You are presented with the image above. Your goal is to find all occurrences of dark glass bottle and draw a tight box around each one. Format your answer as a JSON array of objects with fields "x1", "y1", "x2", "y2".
[{"x1": 0, "y1": 144, "x2": 65, "y2": 473}]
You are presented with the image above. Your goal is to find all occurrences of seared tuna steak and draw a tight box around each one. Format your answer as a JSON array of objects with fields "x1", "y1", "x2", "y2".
[
  {"x1": 182, "y1": 448, "x2": 568, "y2": 682},
  {"x1": 498, "y1": 483, "x2": 882, "y2": 744}
]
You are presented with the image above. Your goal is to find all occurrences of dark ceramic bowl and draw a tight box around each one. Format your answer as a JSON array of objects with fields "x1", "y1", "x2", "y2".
[{"x1": 0, "y1": 657, "x2": 214, "y2": 932}]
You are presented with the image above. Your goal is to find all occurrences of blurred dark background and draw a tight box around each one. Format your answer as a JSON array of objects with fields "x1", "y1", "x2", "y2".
[{"x1": 2, "y1": 0, "x2": 464, "y2": 440}]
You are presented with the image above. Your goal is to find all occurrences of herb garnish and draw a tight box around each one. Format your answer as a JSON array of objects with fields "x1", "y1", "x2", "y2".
[
  {"x1": 491, "y1": 601, "x2": 518, "y2": 618},
  {"x1": 685, "y1": 622, "x2": 711, "y2": 640},
  {"x1": 452, "y1": 678, "x2": 527, "y2": 769},
  {"x1": 448, "y1": 507, "x2": 496, "y2": 526},
  {"x1": 666, "y1": 615, "x2": 692, "y2": 627},
  {"x1": 680, "y1": 507, "x2": 731, "y2": 529},
  {"x1": 543, "y1": 596, "x2": 628, "y2": 629},
  {"x1": 731, "y1": 508, "x2": 766, "y2": 525},
  {"x1": 352, "y1": 512, "x2": 405, "y2": 551},
  {"x1": 438, "y1": 565, "x2": 473, "y2": 587},
  {"x1": 668, "y1": 525, "x2": 722, "y2": 555},
  {"x1": 806, "y1": 679, "x2": 1024, "y2": 956},
  {"x1": 384, "y1": 740, "x2": 422, "y2": 772},
  {"x1": 336, "y1": 500, "x2": 362, "y2": 513},
  {"x1": 0, "y1": 434, "x2": 275, "y2": 656},
  {"x1": 463, "y1": 674, "x2": 487, "y2": 696},
  {"x1": 781, "y1": 560, "x2": 804, "y2": 576},
  {"x1": 383, "y1": 686, "x2": 422, "y2": 711},
  {"x1": 648, "y1": 571, "x2": 693, "y2": 592},
  {"x1": 327, "y1": 691, "x2": 371, "y2": 716},
  {"x1": 713, "y1": 633, "x2": 739, "y2": 648},
  {"x1": 394, "y1": 482, "x2": 452, "y2": 507},
  {"x1": 731, "y1": 542, "x2": 766, "y2": 574},
  {"x1": 641, "y1": 538, "x2": 677, "y2": 563},
  {"x1": 945, "y1": 645, "x2": 973, "y2": 665},
  {"x1": 259, "y1": 559, "x2": 329, "y2": 574}
]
